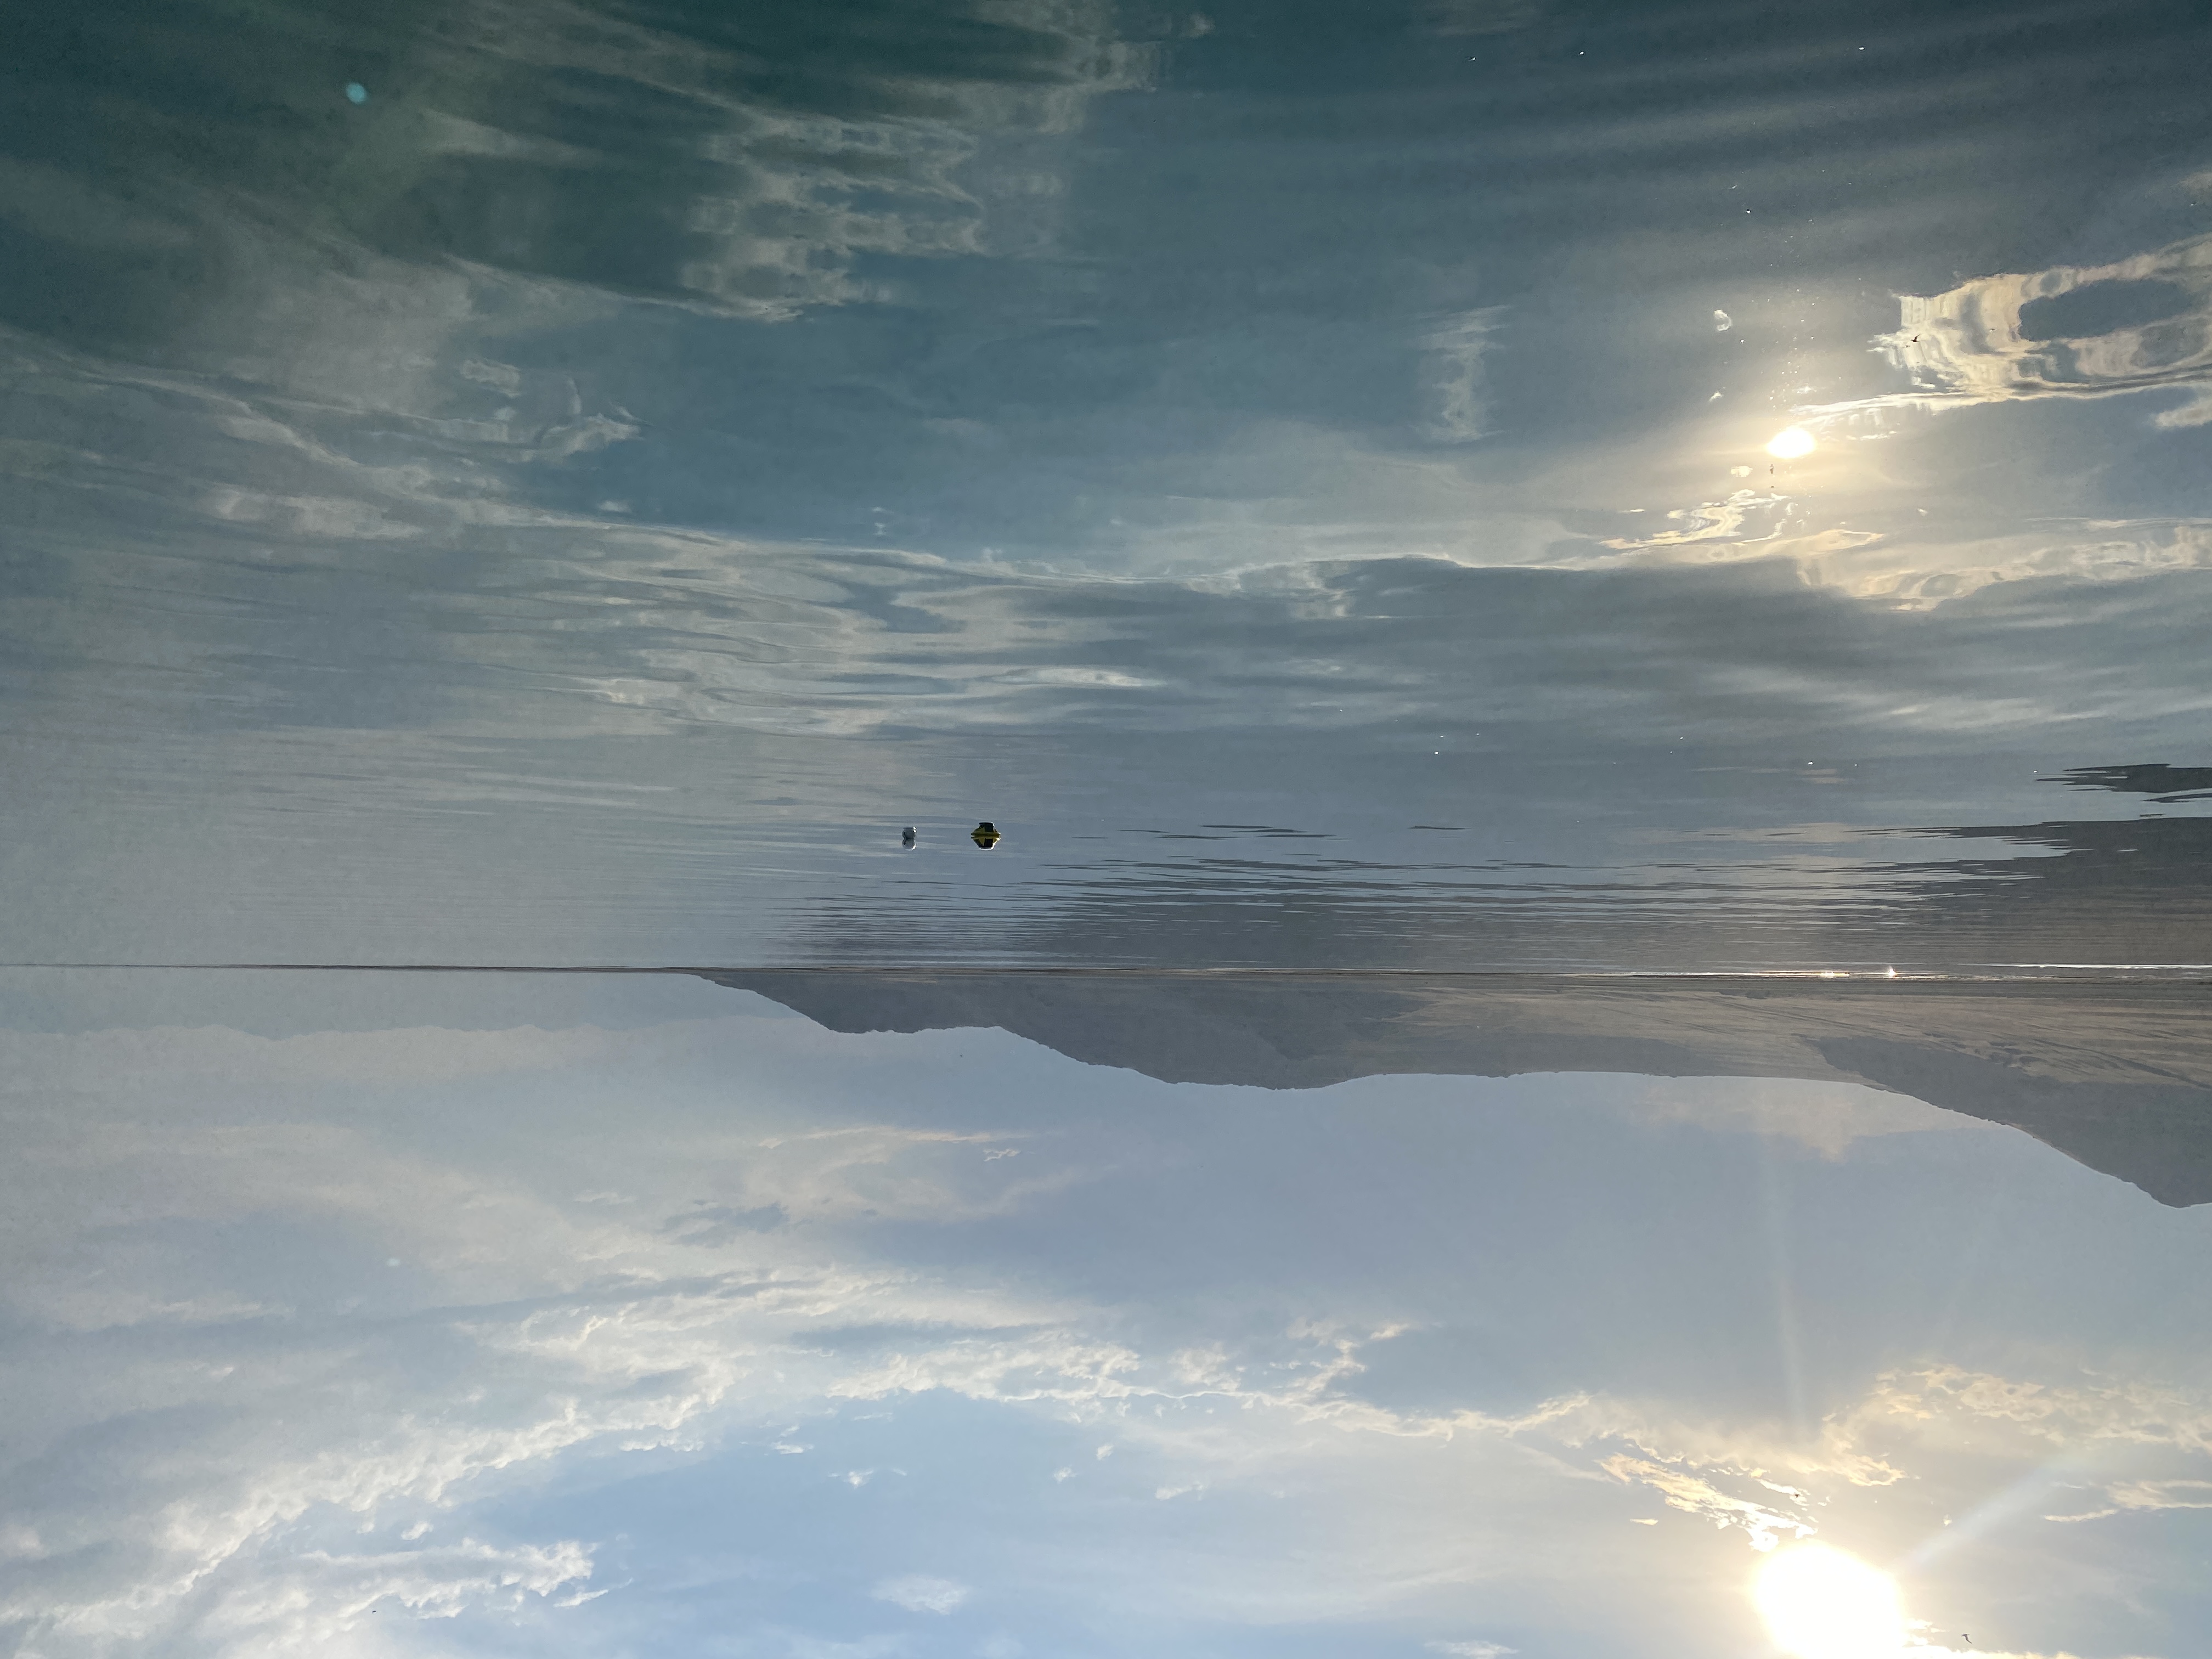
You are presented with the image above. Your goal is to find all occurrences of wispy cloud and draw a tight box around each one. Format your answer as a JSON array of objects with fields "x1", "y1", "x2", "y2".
[
  {"x1": 1597, "y1": 1456, "x2": 1815, "y2": 1552},
  {"x1": 871, "y1": 1574, "x2": 973, "y2": 1613},
  {"x1": 1802, "y1": 232, "x2": 2212, "y2": 427},
  {"x1": 2045, "y1": 1476, "x2": 2212, "y2": 1523},
  {"x1": 1418, "y1": 308, "x2": 1507, "y2": 443},
  {"x1": 1622, "y1": 1077, "x2": 1978, "y2": 1159}
]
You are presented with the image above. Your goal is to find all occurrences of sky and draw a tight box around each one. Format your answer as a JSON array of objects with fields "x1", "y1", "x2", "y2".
[{"x1": 2, "y1": 969, "x2": 2210, "y2": 1659}]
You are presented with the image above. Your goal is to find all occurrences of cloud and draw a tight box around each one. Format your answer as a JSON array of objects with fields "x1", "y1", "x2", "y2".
[
  {"x1": 0, "y1": 1, "x2": 1166, "y2": 755},
  {"x1": 1579, "y1": 234, "x2": 2212, "y2": 611},
  {"x1": 871, "y1": 1574, "x2": 973, "y2": 1614},
  {"x1": 15, "y1": 275, "x2": 2212, "y2": 754},
  {"x1": 1576, "y1": 1361, "x2": 2212, "y2": 1528},
  {"x1": 1578, "y1": 1361, "x2": 2212, "y2": 1558},
  {"x1": 5, "y1": 0, "x2": 1155, "y2": 335},
  {"x1": 1418, "y1": 308, "x2": 1506, "y2": 442},
  {"x1": 1622, "y1": 1077, "x2": 1982, "y2": 1158},
  {"x1": 1428, "y1": 1644, "x2": 1517, "y2": 1658},
  {"x1": 1859, "y1": 1365, "x2": 2212, "y2": 1457},
  {"x1": 1602, "y1": 489, "x2": 1801, "y2": 552},
  {"x1": 191, "y1": 1538, "x2": 594, "y2": 1651},
  {"x1": 0, "y1": 1018, "x2": 1084, "y2": 1655},
  {"x1": 2045, "y1": 1477, "x2": 2212, "y2": 1523},
  {"x1": 3, "y1": 1011, "x2": 2203, "y2": 1655},
  {"x1": 1803, "y1": 232, "x2": 2212, "y2": 424},
  {"x1": 1596, "y1": 1456, "x2": 1814, "y2": 1552},
  {"x1": 2095, "y1": 1476, "x2": 2212, "y2": 1511},
  {"x1": 822, "y1": 1318, "x2": 1578, "y2": 1451},
  {"x1": 1598, "y1": 487, "x2": 2212, "y2": 612}
]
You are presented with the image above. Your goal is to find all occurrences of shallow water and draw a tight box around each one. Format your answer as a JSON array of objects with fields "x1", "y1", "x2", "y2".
[
  {"x1": 3, "y1": 0, "x2": 2210, "y2": 1654},
  {"x1": 5, "y1": 0, "x2": 2212, "y2": 970}
]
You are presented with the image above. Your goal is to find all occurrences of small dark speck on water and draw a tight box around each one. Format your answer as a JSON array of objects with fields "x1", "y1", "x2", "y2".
[{"x1": 900, "y1": 827, "x2": 916, "y2": 848}]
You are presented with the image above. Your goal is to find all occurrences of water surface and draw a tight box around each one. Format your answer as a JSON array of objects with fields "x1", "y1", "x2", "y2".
[{"x1": 4, "y1": 0, "x2": 2211, "y2": 968}]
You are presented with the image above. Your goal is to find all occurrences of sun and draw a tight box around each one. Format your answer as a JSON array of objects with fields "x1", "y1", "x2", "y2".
[
  {"x1": 1766, "y1": 426, "x2": 1816, "y2": 459},
  {"x1": 1753, "y1": 1543, "x2": 1904, "y2": 1659}
]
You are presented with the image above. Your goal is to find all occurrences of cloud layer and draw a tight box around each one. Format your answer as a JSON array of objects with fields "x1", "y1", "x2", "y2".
[{"x1": 1, "y1": 990, "x2": 2207, "y2": 1656}]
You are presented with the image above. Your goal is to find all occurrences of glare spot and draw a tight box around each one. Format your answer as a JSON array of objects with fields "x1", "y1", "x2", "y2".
[
  {"x1": 1766, "y1": 426, "x2": 1816, "y2": 459},
  {"x1": 1754, "y1": 1544, "x2": 1903, "y2": 1659}
]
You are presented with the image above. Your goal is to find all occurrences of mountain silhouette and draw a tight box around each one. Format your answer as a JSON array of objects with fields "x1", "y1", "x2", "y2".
[{"x1": 708, "y1": 970, "x2": 2212, "y2": 1206}]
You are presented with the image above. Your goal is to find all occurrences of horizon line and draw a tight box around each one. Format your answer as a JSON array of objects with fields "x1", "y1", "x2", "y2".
[{"x1": 2, "y1": 963, "x2": 2207, "y2": 984}]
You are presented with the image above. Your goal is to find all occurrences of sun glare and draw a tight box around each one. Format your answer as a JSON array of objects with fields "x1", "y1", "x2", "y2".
[
  {"x1": 1765, "y1": 426, "x2": 1816, "y2": 459},
  {"x1": 1753, "y1": 1544, "x2": 1904, "y2": 1659}
]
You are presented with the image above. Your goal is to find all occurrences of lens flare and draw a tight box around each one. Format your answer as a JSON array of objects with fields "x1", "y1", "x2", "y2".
[
  {"x1": 1753, "y1": 1544, "x2": 1903, "y2": 1659},
  {"x1": 1766, "y1": 426, "x2": 1816, "y2": 459}
]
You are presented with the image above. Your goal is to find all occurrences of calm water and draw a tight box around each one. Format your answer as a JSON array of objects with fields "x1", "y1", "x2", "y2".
[
  {"x1": 2, "y1": 0, "x2": 2210, "y2": 1654},
  {"x1": 4, "y1": 0, "x2": 2211, "y2": 969}
]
